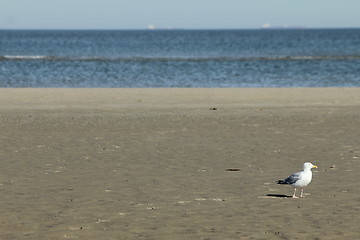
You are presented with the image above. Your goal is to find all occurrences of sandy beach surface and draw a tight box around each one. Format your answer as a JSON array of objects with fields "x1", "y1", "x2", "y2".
[{"x1": 1, "y1": 88, "x2": 360, "y2": 240}]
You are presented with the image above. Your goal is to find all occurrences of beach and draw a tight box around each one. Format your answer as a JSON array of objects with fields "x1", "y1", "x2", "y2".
[{"x1": 1, "y1": 88, "x2": 360, "y2": 239}]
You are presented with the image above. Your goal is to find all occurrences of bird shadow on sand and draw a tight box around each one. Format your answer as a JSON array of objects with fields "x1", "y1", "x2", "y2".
[{"x1": 266, "y1": 194, "x2": 292, "y2": 198}]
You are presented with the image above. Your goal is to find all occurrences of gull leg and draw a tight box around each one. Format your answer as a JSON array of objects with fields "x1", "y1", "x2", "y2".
[
  {"x1": 292, "y1": 188, "x2": 298, "y2": 198},
  {"x1": 300, "y1": 188, "x2": 305, "y2": 198}
]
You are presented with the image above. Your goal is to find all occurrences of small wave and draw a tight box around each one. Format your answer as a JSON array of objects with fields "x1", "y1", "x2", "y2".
[
  {"x1": 1, "y1": 55, "x2": 51, "y2": 60},
  {"x1": 1, "y1": 55, "x2": 360, "y2": 62}
]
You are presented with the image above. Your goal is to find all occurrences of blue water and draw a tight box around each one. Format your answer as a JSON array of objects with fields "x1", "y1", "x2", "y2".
[{"x1": 1, "y1": 29, "x2": 360, "y2": 87}]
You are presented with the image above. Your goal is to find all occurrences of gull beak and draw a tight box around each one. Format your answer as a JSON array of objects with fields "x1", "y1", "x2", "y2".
[{"x1": 312, "y1": 165, "x2": 318, "y2": 168}]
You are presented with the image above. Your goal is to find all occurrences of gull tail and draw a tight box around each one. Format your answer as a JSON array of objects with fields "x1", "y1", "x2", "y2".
[{"x1": 277, "y1": 180, "x2": 287, "y2": 184}]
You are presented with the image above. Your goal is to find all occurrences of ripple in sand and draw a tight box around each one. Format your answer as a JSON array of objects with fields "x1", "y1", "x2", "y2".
[
  {"x1": 194, "y1": 197, "x2": 225, "y2": 202},
  {"x1": 96, "y1": 219, "x2": 110, "y2": 223},
  {"x1": 211, "y1": 198, "x2": 225, "y2": 202},
  {"x1": 64, "y1": 234, "x2": 78, "y2": 239},
  {"x1": 69, "y1": 226, "x2": 88, "y2": 231},
  {"x1": 195, "y1": 198, "x2": 207, "y2": 201}
]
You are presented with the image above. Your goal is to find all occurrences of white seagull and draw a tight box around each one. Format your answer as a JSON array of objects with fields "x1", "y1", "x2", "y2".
[{"x1": 277, "y1": 162, "x2": 318, "y2": 198}]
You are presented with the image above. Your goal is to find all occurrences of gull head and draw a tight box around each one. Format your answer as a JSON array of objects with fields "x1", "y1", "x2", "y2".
[{"x1": 303, "y1": 162, "x2": 318, "y2": 170}]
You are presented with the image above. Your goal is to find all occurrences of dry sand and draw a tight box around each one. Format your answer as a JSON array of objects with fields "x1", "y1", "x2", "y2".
[{"x1": 0, "y1": 88, "x2": 360, "y2": 240}]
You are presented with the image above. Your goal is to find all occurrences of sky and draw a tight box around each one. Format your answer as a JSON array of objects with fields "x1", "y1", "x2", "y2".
[{"x1": 1, "y1": 0, "x2": 360, "y2": 29}]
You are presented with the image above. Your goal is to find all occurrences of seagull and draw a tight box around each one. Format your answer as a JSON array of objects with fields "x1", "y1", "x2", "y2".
[{"x1": 277, "y1": 162, "x2": 318, "y2": 198}]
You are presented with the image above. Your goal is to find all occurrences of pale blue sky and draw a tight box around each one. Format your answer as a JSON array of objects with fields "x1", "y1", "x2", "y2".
[{"x1": 1, "y1": 0, "x2": 360, "y2": 29}]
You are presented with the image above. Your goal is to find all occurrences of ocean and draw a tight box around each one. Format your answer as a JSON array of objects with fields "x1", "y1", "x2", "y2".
[{"x1": 1, "y1": 29, "x2": 360, "y2": 87}]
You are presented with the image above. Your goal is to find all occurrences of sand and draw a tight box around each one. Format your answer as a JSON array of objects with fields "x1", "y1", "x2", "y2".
[{"x1": 0, "y1": 88, "x2": 360, "y2": 240}]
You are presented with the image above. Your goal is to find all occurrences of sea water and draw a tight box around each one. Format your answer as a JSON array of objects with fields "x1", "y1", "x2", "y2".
[{"x1": 1, "y1": 29, "x2": 360, "y2": 87}]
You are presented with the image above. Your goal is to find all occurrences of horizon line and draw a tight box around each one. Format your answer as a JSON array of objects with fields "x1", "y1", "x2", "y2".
[{"x1": 1, "y1": 26, "x2": 360, "y2": 31}]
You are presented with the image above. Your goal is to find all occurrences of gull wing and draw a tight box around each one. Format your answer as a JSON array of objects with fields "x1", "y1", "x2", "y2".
[{"x1": 283, "y1": 172, "x2": 302, "y2": 184}]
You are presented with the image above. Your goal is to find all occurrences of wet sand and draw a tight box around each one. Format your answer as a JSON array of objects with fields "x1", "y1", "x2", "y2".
[{"x1": 1, "y1": 88, "x2": 360, "y2": 239}]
